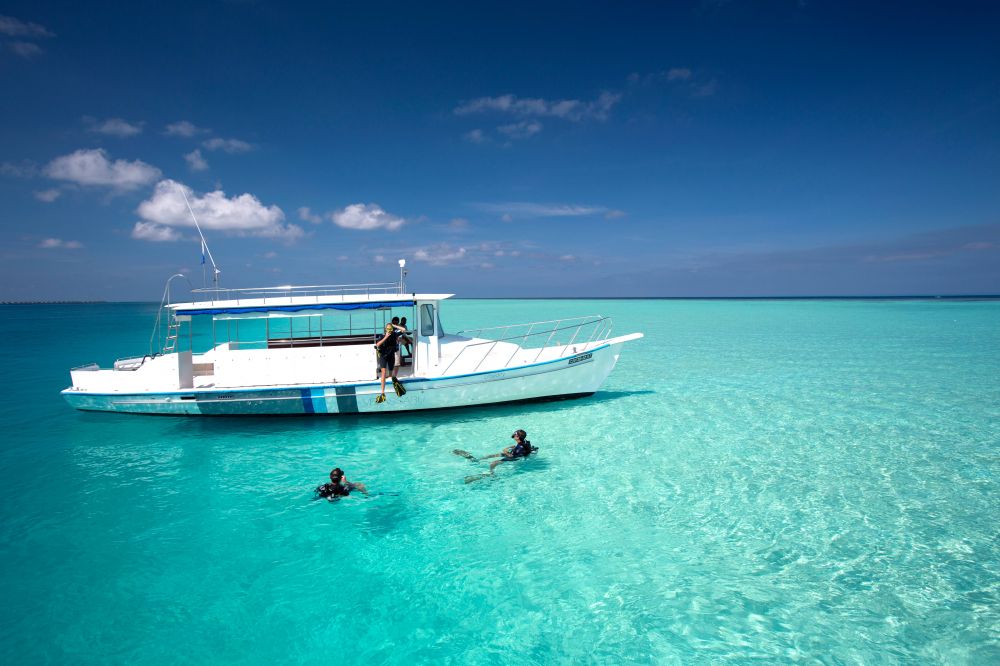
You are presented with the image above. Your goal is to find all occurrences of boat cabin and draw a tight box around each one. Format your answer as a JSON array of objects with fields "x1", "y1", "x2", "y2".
[{"x1": 161, "y1": 287, "x2": 453, "y2": 388}]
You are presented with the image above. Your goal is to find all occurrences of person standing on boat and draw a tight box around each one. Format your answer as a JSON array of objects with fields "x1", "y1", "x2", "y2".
[
  {"x1": 398, "y1": 316, "x2": 413, "y2": 362},
  {"x1": 375, "y1": 322, "x2": 406, "y2": 403}
]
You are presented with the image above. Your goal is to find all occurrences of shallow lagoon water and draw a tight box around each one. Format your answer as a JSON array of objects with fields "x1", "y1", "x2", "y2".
[{"x1": 0, "y1": 299, "x2": 998, "y2": 663}]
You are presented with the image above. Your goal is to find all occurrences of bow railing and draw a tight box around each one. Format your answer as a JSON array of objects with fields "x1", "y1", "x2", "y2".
[{"x1": 443, "y1": 315, "x2": 613, "y2": 375}]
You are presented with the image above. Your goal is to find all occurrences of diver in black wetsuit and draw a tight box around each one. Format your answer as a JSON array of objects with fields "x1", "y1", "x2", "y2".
[
  {"x1": 455, "y1": 429, "x2": 536, "y2": 483},
  {"x1": 315, "y1": 467, "x2": 368, "y2": 499}
]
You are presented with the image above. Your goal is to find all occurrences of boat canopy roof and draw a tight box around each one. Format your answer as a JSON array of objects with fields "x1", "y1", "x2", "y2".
[{"x1": 169, "y1": 292, "x2": 453, "y2": 317}]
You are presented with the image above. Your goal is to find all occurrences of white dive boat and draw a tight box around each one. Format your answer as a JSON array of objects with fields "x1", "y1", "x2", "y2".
[{"x1": 62, "y1": 274, "x2": 643, "y2": 415}]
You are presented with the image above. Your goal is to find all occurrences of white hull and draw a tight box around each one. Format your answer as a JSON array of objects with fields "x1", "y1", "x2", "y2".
[{"x1": 63, "y1": 336, "x2": 636, "y2": 416}]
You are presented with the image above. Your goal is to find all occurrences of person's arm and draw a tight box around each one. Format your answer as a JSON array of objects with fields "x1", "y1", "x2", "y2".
[
  {"x1": 349, "y1": 481, "x2": 368, "y2": 495},
  {"x1": 375, "y1": 331, "x2": 392, "y2": 348}
]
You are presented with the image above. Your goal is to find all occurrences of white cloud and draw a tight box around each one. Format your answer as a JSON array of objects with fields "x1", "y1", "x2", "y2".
[
  {"x1": 44, "y1": 148, "x2": 161, "y2": 190},
  {"x1": 0, "y1": 15, "x2": 55, "y2": 38},
  {"x1": 374, "y1": 255, "x2": 386, "y2": 264},
  {"x1": 413, "y1": 244, "x2": 467, "y2": 266},
  {"x1": 184, "y1": 149, "x2": 208, "y2": 171},
  {"x1": 476, "y1": 202, "x2": 610, "y2": 219},
  {"x1": 666, "y1": 67, "x2": 692, "y2": 81},
  {"x1": 135, "y1": 179, "x2": 302, "y2": 241},
  {"x1": 86, "y1": 117, "x2": 144, "y2": 137},
  {"x1": 455, "y1": 91, "x2": 621, "y2": 122},
  {"x1": 331, "y1": 203, "x2": 405, "y2": 231},
  {"x1": 1, "y1": 160, "x2": 37, "y2": 178},
  {"x1": 165, "y1": 121, "x2": 210, "y2": 137},
  {"x1": 297, "y1": 206, "x2": 323, "y2": 224},
  {"x1": 692, "y1": 79, "x2": 718, "y2": 97},
  {"x1": 38, "y1": 238, "x2": 82, "y2": 249},
  {"x1": 9, "y1": 41, "x2": 43, "y2": 58},
  {"x1": 263, "y1": 251, "x2": 277, "y2": 259},
  {"x1": 463, "y1": 129, "x2": 487, "y2": 144},
  {"x1": 131, "y1": 221, "x2": 182, "y2": 242},
  {"x1": 202, "y1": 137, "x2": 254, "y2": 153},
  {"x1": 34, "y1": 188, "x2": 60, "y2": 202},
  {"x1": 604, "y1": 209, "x2": 626, "y2": 219},
  {"x1": 449, "y1": 218, "x2": 469, "y2": 230},
  {"x1": 497, "y1": 120, "x2": 542, "y2": 140}
]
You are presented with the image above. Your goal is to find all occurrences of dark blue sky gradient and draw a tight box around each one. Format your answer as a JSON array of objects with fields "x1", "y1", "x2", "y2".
[{"x1": 1, "y1": 1, "x2": 998, "y2": 299}]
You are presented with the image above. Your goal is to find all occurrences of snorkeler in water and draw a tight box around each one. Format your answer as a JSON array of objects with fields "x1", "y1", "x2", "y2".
[
  {"x1": 455, "y1": 429, "x2": 536, "y2": 483},
  {"x1": 315, "y1": 467, "x2": 368, "y2": 499}
]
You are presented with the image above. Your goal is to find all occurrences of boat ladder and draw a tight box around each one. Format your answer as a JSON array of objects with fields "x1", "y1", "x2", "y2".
[{"x1": 163, "y1": 317, "x2": 181, "y2": 353}]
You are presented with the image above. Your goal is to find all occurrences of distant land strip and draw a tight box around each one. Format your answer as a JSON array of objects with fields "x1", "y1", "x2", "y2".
[{"x1": 0, "y1": 301, "x2": 108, "y2": 305}]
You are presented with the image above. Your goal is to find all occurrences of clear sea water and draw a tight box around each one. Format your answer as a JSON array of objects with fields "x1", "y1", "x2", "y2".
[{"x1": 1, "y1": 299, "x2": 998, "y2": 664}]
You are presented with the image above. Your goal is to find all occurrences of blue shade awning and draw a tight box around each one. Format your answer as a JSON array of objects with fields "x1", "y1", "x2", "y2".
[{"x1": 181, "y1": 300, "x2": 415, "y2": 316}]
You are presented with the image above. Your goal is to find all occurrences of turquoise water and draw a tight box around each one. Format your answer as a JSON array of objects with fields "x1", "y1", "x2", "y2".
[{"x1": 1, "y1": 299, "x2": 998, "y2": 663}]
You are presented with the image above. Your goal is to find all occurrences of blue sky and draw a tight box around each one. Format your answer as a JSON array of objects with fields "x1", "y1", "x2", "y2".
[{"x1": 1, "y1": 1, "x2": 998, "y2": 299}]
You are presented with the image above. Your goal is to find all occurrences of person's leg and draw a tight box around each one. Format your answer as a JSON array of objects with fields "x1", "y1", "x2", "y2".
[
  {"x1": 379, "y1": 366, "x2": 387, "y2": 395},
  {"x1": 488, "y1": 459, "x2": 506, "y2": 473}
]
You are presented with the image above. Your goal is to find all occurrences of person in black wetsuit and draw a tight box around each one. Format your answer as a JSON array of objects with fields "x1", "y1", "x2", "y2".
[
  {"x1": 455, "y1": 429, "x2": 535, "y2": 482},
  {"x1": 374, "y1": 322, "x2": 405, "y2": 402},
  {"x1": 487, "y1": 429, "x2": 533, "y2": 472},
  {"x1": 315, "y1": 467, "x2": 368, "y2": 499}
]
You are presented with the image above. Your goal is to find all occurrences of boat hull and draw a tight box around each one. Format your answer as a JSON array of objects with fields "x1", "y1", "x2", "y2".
[{"x1": 62, "y1": 341, "x2": 626, "y2": 416}]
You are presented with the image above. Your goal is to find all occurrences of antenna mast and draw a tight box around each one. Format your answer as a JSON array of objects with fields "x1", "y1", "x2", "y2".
[{"x1": 178, "y1": 185, "x2": 221, "y2": 289}]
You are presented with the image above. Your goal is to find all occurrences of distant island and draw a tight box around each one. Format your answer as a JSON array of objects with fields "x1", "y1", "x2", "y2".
[{"x1": 0, "y1": 301, "x2": 108, "y2": 305}]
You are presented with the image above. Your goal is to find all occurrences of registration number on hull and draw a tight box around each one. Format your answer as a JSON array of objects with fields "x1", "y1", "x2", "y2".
[{"x1": 568, "y1": 352, "x2": 593, "y2": 365}]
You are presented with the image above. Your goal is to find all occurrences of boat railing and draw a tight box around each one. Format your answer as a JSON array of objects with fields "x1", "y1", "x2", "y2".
[
  {"x1": 189, "y1": 282, "x2": 403, "y2": 305},
  {"x1": 443, "y1": 315, "x2": 613, "y2": 374}
]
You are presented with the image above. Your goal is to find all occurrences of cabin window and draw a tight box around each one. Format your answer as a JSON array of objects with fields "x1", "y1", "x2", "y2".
[{"x1": 420, "y1": 304, "x2": 435, "y2": 336}]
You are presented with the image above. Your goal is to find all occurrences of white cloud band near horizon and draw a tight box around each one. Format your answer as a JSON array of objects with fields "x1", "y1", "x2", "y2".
[
  {"x1": 132, "y1": 179, "x2": 302, "y2": 242},
  {"x1": 475, "y1": 201, "x2": 624, "y2": 219}
]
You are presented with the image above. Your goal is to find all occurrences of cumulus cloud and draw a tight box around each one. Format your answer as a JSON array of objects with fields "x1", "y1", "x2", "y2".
[
  {"x1": 476, "y1": 202, "x2": 612, "y2": 219},
  {"x1": 497, "y1": 120, "x2": 542, "y2": 140},
  {"x1": 666, "y1": 67, "x2": 692, "y2": 81},
  {"x1": 165, "y1": 120, "x2": 210, "y2": 137},
  {"x1": 297, "y1": 206, "x2": 323, "y2": 224},
  {"x1": 0, "y1": 15, "x2": 55, "y2": 38},
  {"x1": 131, "y1": 221, "x2": 182, "y2": 242},
  {"x1": 455, "y1": 91, "x2": 621, "y2": 122},
  {"x1": 202, "y1": 137, "x2": 254, "y2": 153},
  {"x1": 38, "y1": 238, "x2": 82, "y2": 249},
  {"x1": 85, "y1": 117, "x2": 144, "y2": 137},
  {"x1": 1, "y1": 15, "x2": 54, "y2": 58},
  {"x1": 184, "y1": 149, "x2": 208, "y2": 171},
  {"x1": 9, "y1": 41, "x2": 43, "y2": 57},
  {"x1": 34, "y1": 188, "x2": 60, "y2": 202},
  {"x1": 1, "y1": 160, "x2": 37, "y2": 178},
  {"x1": 692, "y1": 79, "x2": 718, "y2": 98},
  {"x1": 331, "y1": 203, "x2": 405, "y2": 231},
  {"x1": 463, "y1": 129, "x2": 487, "y2": 144},
  {"x1": 413, "y1": 244, "x2": 467, "y2": 266},
  {"x1": 133, "y1": 179, "x2": 301, "y2": 242},
  {"x1": 44, "y1": 148, "x2": 161, "y2": 190}
]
